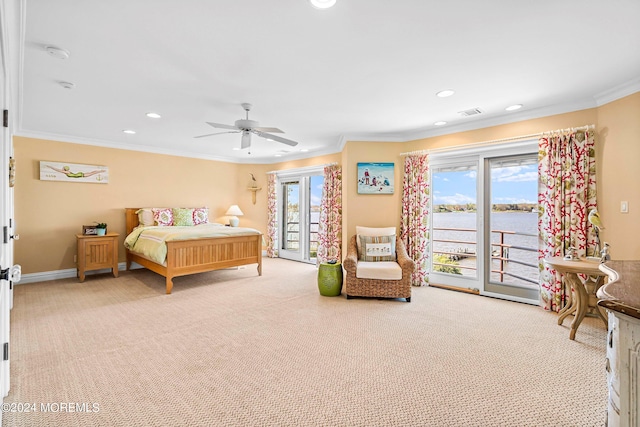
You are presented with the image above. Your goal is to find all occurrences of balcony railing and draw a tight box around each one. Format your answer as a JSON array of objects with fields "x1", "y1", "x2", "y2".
[
  {"x1": 432, "y1": 227, "x2": 538, "y2": 287},
  {"x1": 284, "y1": 220, "x2": 320, "y2": 257}
]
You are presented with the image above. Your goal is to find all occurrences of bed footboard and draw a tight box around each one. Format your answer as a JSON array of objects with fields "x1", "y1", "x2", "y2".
[{"x1": 125, "y1": 208, "x2": 262, "y2": 294}]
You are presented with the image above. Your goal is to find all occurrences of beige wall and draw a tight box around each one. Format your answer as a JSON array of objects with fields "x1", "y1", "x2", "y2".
[
  {"x1": 13, "y1": 92, "x2": 640, "y2": 275},
  {"x1": 595, "y1": 92, "x2": 640, "y2": 259},
  {"x1": 14, "y1": 138, "x2": 239, "y2": 273},
  {"x1": 341, "y1": 141, "x2": 404, "y2": 251}
]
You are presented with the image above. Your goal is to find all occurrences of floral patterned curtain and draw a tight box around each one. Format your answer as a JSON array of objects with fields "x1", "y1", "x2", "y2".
[
  {"x1": 538, "y1": 129, "x2": 597, "y2": 311},
  {"x1": 266, "y1": 173, "x2": 278, "y2": 258},
  {"x1": 400, "y1": 154, "x2": 430, "y2": 286},
  {"x1": 316, "y1": 164, "x2": 342, "y2": 264}
]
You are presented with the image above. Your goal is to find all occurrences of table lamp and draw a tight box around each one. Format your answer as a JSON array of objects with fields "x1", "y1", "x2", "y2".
[{"x1": 225, "y1": 205, "x2": 243, "y2": 227}]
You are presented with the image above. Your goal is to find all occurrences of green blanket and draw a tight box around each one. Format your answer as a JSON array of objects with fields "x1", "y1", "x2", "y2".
[{"x1": 124, "y1": 224, "x2": 261, "y2": 264}]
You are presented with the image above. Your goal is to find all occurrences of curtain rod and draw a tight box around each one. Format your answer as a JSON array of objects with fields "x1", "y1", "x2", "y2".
[
  {"x1": 400, "y1": 124, "x2": 595, "y2": 156},
  {"x1": 266, "y1": 162, "x2": 338, "y2": 175}
]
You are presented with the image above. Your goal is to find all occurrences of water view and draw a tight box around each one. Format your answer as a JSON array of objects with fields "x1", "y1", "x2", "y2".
[{"x1": 432, "y1": 211, "x2": 538, "y2": 287}]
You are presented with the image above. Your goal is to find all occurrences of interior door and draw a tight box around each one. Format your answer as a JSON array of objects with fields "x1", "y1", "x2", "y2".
[{"x1": 0, "y1": 22, "x2": 12, "y2": 402}]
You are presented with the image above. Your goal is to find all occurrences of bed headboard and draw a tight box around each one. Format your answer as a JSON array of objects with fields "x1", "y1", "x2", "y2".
[{"x1": 125, "y1": 208, "x2": 140, "y2": 235}]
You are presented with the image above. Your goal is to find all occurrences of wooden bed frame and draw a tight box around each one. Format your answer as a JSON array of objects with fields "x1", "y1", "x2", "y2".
[{"x1": 124, "y1": 208, "x2": 262, "y2": 294}]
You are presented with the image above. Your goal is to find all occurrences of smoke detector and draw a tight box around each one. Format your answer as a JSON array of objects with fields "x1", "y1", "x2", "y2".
[
  {"x1": 45, "y1": 46, "x2": 70, "y2": 60},
  {"x1": 58, "y1": 81, "x2": 75, "y2": 90}
]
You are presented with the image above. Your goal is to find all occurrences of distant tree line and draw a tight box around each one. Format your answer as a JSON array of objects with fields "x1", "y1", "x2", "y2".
[{"x1": 434, "y1": 203, "x2": 537, "y2": 213}]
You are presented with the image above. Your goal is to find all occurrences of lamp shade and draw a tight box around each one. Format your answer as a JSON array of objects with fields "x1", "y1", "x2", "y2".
[
  {"x1": 225, "y1": 205, "x2": 244, "y2": 216},
  {"x1": 226, "y1": 205, "x2": 243, "y2": 227}
]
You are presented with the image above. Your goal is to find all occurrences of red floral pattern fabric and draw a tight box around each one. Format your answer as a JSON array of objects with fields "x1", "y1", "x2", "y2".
[
  {"x1": 266, "y1": 173, "x2": 278, "y2": 258},
  {"x1": 538, "y1": 129, "x2": 597, "y2": 311},
  {"x1": 400, "y1": 154, "x2": 430, "y2": 286},
  {"x1": 317, "y1": 165, "x2": 342, "y2": 264}
]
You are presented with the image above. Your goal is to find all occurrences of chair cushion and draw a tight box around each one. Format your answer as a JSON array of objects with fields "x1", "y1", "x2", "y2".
[
  {"x1": 359, "y1": 235, "x2": 396, "y2": 262},
  {"x1": 356, "y1": 261, "x2": 403, "y2": 280}
]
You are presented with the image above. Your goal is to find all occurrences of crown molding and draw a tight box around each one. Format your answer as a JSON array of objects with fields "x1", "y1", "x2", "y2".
[{"x1": 594, "y1": 76, "x2": 640, "y2": 106}]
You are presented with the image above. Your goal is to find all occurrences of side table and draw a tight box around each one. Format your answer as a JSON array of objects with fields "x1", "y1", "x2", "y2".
[
  {"x1": 76, "y1": 233, "x2": 119, "y2": 282},
  {"x1": 318, "y1": 262, "x2": 343, "y2": 296},
  {"x1": 544, "y1": 256, "x2": 607, "y2": 340}
]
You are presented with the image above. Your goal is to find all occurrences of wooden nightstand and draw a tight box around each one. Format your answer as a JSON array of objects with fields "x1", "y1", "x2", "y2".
[{"x1": 76, "y1": 233, "x2": 119, "y2": 282}]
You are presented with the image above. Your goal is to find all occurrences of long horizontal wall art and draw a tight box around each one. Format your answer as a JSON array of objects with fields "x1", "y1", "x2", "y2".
[{"x1": 39, "y1": 161, "x2": 109, "y2": 184}]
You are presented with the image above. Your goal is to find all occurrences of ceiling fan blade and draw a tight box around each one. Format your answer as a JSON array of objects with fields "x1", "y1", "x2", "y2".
[
  {"x1": 194, "y1": 130, "x2": 240, "y2": 139},
  {"x1": 253, "y1": 127, "x2": 284, "y2": 133},
  {"x1": 206, "y1": 122, "x2": 239, "y2": 130},
  {"x1": 256, "y1": 131, "x2": 299, "y2": 147},
  {"x1": 241, "y1": 131, "x2": 252, "y2": 149}
]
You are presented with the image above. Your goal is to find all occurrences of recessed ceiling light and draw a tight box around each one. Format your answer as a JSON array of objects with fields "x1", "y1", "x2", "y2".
[
  {"x1": 309, "y1": 0, "x2": 336, "y2": 9},
  {"x1": 434, "y1": 121, "x2": 447, "y2": 126},
  {"x1": 123, "y1": 130, "x2": 136, "y2": 135},
  {"x1": 146, "y1": 112, "x2": 161, "y2": 119},
  {"x1": 58, "y1": 81, "x2": 75, "y2": 90},
  {"x1": 45, "y1": 46, "x2": 70, "y2": 60},
  {"x1": 505, "y1": 104, "x2": 523, "y2": 111},
  {"x1": 232, "y1": 148, "x2": 240, "y2": 151},
  {"x1": 274, "y1": 154, "x2": 282, "y2": 157},
  {"x1": 436, "y1": 89, "x2": 455, "y2": 98},
  {"x1": 300, "y1": 149, "x2": 309, "y2": 152}
]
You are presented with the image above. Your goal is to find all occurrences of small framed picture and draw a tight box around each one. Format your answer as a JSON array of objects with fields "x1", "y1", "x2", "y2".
[
  {"x1": 357, "y1": 162, "x2": 394, "y2": 194},
  {"x1": 82, "y1": 225, "x2": 98, "y2": 235}
]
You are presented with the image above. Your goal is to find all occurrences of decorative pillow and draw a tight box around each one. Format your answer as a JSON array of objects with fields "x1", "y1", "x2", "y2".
[
  {"x1": 173, "y1": 208, "x2": 195, "y2": 226},
  {"x1": 359, "y1": 235, "x2": 396, "y2": 262},
  {"x1": 135, "y1": 208, "x2": 156, "y2": 227},
  {"x1": 192, "y1": 207, "x2": 209, "y2": 225},
  {"x1": 355, "y1": 226, "x2": 396, "y2": 258},
  {"x1": 152, "y1": 208, "x2": 173, "y2": 226}
]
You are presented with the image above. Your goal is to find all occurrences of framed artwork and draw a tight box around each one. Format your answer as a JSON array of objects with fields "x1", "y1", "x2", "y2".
[
  {"x1": 40, "y1": 161, "x2": 109, "y2": 183},
  {"x1": 82, "y1": 225, "x2": 98, "y2": 235},
  {"x1": 357, "y1": 162, "x2": 394, "y2": 194}
]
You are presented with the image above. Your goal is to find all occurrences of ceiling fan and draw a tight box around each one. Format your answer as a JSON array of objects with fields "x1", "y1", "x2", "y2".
[{"x1": 195, "y1": 103, "x2": 299, "y2": 150}]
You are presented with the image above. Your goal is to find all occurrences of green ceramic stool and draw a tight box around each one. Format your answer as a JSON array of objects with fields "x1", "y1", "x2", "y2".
[{"x1": 318, "y1": 262, "x2": 343, "y2": 296}]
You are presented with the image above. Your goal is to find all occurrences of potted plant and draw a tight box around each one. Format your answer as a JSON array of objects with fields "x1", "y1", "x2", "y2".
[{"x1": 95, "y1": 222, "x2": 107, "y2": 236}]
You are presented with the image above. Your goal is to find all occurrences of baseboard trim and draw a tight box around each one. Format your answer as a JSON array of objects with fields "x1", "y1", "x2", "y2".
[
  {"x1": 429, "y1": 283, "x2": 480, "y2": 295},
  {"x1": 17, "y1": 262, "x2": 140, "y2": 284}
]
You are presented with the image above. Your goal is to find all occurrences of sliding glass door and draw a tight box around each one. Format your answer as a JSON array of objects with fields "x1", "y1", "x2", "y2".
[
  {"x1": 429, "y1": 142, "x2": 539, "y2": 304},
  {"x1": 278, "y1": 173, "x2": 323, "y2": 263},
  {"x1": 430, "y1": 159, "x2": 481, "y2": 290},
  {"x1": 484, "y1": 154, "x2": 539, "y2": 301}
]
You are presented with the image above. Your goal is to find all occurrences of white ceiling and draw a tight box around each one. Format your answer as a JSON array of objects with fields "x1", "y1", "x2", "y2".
[{"x1": 14, "y1": 0, "x2": 640, "y2": 163}]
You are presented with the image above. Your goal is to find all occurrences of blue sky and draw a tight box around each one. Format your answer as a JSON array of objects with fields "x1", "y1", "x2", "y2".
[
  {"x1": 285, "y1": 175, "x2": 324, "y2": 207},
  {"x1": 432, "y1": 164, "x2": 538, "y2": 205}
]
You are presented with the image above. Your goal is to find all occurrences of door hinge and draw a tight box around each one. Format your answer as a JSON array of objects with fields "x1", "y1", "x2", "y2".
[
  {"x1": 3, "y1": 110, "x2": 7, "y2": 128},
  {"x1": 3, "y1": 343, "x2": 8, "y2": 361},
  {"x1": 3, "y1": 226, "x2": 7, "y2": 243}
]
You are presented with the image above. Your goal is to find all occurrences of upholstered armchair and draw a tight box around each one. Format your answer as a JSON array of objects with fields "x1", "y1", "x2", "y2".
[{"x1": 343, "y1": 227, "x2": 415, "y2": 302}]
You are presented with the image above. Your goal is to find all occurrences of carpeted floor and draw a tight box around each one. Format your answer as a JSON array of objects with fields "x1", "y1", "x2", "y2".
[{"x1": 3, "y1": 258, "x2": 607, "y2": 426}]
